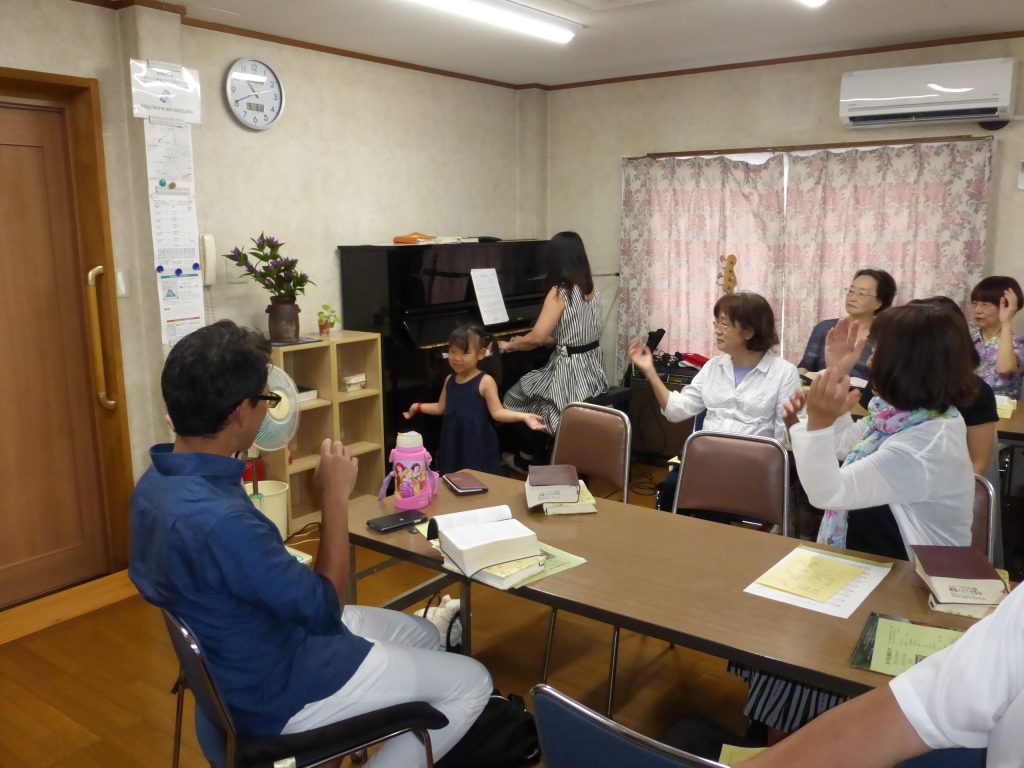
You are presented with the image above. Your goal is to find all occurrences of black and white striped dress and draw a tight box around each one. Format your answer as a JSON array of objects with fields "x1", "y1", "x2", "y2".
[{"x1": 503, "y1": 285, "x2": 607, "y2": 434}]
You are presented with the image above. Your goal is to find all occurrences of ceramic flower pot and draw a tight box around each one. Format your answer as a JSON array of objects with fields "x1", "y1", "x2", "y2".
[{"x1": 267, "y1": 296, "x2": 300, "y2": 341}]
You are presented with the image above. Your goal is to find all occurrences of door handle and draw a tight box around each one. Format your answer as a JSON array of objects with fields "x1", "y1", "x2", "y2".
[{"x1": 86, "y1": 266, "x2": 117, "y2": 410}]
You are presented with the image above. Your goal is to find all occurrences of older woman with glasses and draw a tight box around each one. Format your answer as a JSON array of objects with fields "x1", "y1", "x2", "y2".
[{"x1": 798, "y1": 269, "x2": 897, "y2": 382}]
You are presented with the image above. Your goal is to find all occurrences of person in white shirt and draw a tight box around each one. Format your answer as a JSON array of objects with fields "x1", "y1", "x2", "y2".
[
  {"x1": 628, "y1": 291, "x2": 799, "y2": 511},
  {"x1": 740, "y1": 581, "x2": 1023, "y2": 768}
]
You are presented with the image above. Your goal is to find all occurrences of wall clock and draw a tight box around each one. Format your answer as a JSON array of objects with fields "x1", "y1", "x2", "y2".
[{"x1": 224, "y1": 58, "x2": 285, "y2": 130}]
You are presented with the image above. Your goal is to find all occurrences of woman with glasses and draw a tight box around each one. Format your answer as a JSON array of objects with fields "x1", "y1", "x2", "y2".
[
  {"x1": 969, "y1": 275, "x2": 1024, "y2": 399},
  {"x1": 629, "y1": 292, "x2": 799, "y2": 511},
  {"x1": 797, "y1": 269, "x2": 897, "y2": 382}
]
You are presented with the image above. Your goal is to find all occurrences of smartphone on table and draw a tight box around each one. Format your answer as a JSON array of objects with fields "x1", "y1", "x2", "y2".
[
  {"x1": 443, "y1": 471, "x2": 488, "y2": 495},
  {"x1": 366, "y1": 509, "x2": 427, "y2": 533}
]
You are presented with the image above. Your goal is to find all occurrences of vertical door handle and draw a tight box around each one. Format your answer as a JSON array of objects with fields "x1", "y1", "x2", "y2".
[{"x1": 86, "y1": 266, "x2": 117, "y2": 410}]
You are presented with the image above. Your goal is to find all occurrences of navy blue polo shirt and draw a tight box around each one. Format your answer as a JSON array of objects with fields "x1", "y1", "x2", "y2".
[{"x1": 129, "y1": 445, "x2": 371, "y2": 736}]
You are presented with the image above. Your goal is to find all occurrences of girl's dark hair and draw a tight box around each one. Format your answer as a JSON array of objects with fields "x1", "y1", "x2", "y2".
[
  {"x1": 970, "y1": 275, "x2": 1024, "y2": 309},
  {"x1": 870, "y1": 303, "x2": 979, "y2": 411},
  {"x1": 853, "y1": 268, "x2": 897, "y2": 313},
  {"x1": 713, "y1": 292, "x2": 779, "y2": 352},
  {"x1": 544, "y1": 231, "x2": 594, "y2": 301},
  {"x1": 162, "y1": 320, "x2": 271, "y2": 437},
  {"x1": 448, "y1": 324, "x2": 502, "y2": 387}
]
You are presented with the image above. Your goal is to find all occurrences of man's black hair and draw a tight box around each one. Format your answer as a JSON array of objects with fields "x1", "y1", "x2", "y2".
[{"x1": 162, "y1": 320, "x2": 272, "y2": 438}]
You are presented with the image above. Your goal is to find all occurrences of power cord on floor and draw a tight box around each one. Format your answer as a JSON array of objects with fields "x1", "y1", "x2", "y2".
[{"x1": 629, "y1": 469, "x2": 658, "y2": 497}]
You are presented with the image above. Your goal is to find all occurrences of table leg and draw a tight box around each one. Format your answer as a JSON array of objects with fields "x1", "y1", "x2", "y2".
[{"x1": 459, "y1": 580, "x2": 472, "y2": 656}]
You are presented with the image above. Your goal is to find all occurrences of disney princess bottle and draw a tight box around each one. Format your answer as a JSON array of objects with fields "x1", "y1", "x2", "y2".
[{"x1": 376, "y1": 431, "x2": 439, "y2": 510}]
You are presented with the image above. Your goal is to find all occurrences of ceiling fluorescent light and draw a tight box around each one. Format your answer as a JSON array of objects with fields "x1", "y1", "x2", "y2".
[
  {"x1": 403, "y1": 0, "x2": 582, "y2": 44},
  {"x1": 797, "y1": 0, "x2": 828, "y2": 8}
]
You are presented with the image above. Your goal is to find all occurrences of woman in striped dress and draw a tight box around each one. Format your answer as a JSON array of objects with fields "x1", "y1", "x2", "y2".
[{"x1": 500, "y1": 232, "x2": 607, "y2": 467}]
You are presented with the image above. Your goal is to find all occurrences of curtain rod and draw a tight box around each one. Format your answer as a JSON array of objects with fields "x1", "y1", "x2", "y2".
[{"x1": 635, "y1": 134, "x2": 991, "y2": 160}]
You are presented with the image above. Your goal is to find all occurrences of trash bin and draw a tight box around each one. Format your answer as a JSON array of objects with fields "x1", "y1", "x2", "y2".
[{"x1": 245, "y1": 480, "x2": 289, "y2": 539}]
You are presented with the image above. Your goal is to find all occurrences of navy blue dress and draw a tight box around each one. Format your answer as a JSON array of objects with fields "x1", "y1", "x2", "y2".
[{"x1": 437, "y1": 373, "x2": 506, "y2": 476}]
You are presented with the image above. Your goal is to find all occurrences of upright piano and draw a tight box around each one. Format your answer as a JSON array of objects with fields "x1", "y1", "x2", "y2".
[{"x1": 338, "y1": 240, "x2": 553, "y2": 451}]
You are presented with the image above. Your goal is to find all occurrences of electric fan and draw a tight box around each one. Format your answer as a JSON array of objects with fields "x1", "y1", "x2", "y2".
[{"x1": 248, "y1": 364, "x2": 300, "y2": 497}]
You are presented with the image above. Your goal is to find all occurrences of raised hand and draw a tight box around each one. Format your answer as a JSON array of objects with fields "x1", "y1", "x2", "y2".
[
  {"x1": 314, "y1": 438, "x2": 359, "y2": 504},
  {"x1": 782, "y1": 388, "x2": 807, "y2": 431},
  {"x1": 523, "y1": 413, "x2": 546, "y2": 431},
  {"x1": 805, "y1": 368, "x2": 860, "y2": 431},
  {"x1": 628, "y1": 338, "x2": 654, "y2": 373},
  {"x1": 999, "y1": 288, "x2": 1019, "y2": 326},
  {"x1": 824, "y1": 317, "x2": 866, "y2": 378}
]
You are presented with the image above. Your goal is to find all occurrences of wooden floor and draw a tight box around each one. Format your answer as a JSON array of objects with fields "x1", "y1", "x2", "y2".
[{"x1": 0, "y1": 463, "x2": 750, "y2": 766}]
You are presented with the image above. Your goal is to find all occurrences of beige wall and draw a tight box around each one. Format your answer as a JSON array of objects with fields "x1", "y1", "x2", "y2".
[
  {"x1": 1, "y1": 0, "x2": 533, "y2": 476},
  {"x1": 548, "y1": 39, "x2": 1024, "y2": 376},
  {"x1": 3, "y1": 0, "x2": 1023, "y2": 474}
]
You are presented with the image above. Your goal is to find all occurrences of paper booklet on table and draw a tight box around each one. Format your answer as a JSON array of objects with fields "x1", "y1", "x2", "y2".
[
  {"x1": 542, "y1": 480, "x2": 596, "y2": 515},
  {"x1": 850, "y1": 612, "x2": 965, "y2": 677},
  {"x1": 910, "y1": 545, "x2": 1007, "y2": 606},
  {"x1": 431, "y1": 504, "x2": 541, "y2": 578},
  {"x1": 525, "y1": 464, "x2": 580, "y2": 507}
]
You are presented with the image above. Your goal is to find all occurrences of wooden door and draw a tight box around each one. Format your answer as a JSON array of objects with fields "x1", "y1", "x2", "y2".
[{"x1": 0, "y1": 102, "x2": 111, "y2": 606}]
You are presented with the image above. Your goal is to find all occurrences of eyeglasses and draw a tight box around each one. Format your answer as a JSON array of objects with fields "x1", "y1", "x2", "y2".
[
  {"x1": 846, "y1": 288, "x2": 877, "y2": 298},
  {"x1": 251, "y1": 392, "x2": 282, "y2": 408},
  {"x1": 712, "y1": 320, "x2": 734, "y2": 331}
]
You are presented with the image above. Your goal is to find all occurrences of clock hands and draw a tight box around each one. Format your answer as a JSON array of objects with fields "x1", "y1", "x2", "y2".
[{"x1": 233, "y1": 89, "x2": 275, "y2": 106}]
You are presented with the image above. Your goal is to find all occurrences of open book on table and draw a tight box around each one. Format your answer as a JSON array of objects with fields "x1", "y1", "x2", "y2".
[{"x1": 429, "y1": 505, "x2": 541, "y2": 584}]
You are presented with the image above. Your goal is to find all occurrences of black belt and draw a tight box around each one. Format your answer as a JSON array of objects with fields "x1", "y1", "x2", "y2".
[{"x1": 563, "y1": 339, "x2": 600, "y2": 356}]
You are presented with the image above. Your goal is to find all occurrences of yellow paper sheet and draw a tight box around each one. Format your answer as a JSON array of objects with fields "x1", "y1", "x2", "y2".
[
  {"x1": 869, "y1": 617, "x2": 964, "y2": 676},
  {"x1": 755, "y1": 548, "x2": 862, "y2": 603},
  {"x1": 719, "y1": 744, "x2": 767, "y2": 765}
]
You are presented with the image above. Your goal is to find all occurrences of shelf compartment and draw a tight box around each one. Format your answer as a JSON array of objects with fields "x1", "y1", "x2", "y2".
[
  {"x1": 276, "y1": 344, "x2": 333, "y2": 399},
  {"x1": 287, "y1": 404, "x2": 334, "y2": 469},
  {"x1": 338, "y1": 396, "x2": 384, "y2": 448},
  {"x1": 286, "y1": 468, "x2": 321, "y2": 533},
  {"x1": 299, "y1": 397, "x2": 332, "y2": 412},
  {"x1": 335, "y1": 388, "x2": 380, "y2": 404},
  {"x1": 287, "y1": 454, "x2": 319, "y2": 474},
  {"x1": 336, "y1": 339, "x2": 382, "y2": 394}
]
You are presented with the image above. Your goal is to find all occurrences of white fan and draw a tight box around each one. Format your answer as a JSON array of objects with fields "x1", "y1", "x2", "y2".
[
  {"x1": 254, "y1": 364, "x2": 301, "y2": 451},
  {"x1": 249, "y1": 365, "x2": 300, "y2": 497}
]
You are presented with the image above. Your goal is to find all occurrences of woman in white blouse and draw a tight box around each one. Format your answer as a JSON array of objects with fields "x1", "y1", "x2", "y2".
[{"x1": 629, "y1": 292, "x2": 799, "y2": 512}]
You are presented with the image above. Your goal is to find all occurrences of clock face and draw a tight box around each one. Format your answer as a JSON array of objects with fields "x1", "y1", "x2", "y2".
[{"x1": 225, "y1": 58, "x2": 284, "y2": 130}]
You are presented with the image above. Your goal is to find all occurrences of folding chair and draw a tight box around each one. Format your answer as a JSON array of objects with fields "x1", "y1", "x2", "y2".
[
  {"x1": 531, "y1": 684, "x2": 727, "y2": 768},
  {"x1": 162, "y1": 609, "x2": 448, "y2": 768},
  {"x1": 972, "y1": 473, "x2": 997, "y2": 564},
  {"x1": 542, "y1": 402, "x2": 632, "y2": 717},
  {"x1": 670, "y1": 431, "x2": 790, "y2": 537}
]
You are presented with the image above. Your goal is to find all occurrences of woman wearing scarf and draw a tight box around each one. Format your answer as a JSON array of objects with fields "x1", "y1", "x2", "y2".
[{"x1": 735, "y1": 306, "x2": 976, "y2": 740}]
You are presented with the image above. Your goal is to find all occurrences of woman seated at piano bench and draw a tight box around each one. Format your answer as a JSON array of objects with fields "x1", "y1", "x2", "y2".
[
  {"x1": 500, "y1": 231, "x2": 607, "y2": 471},
  {"x1": 627, "y1": 291, "x2": 799, "y2": 512},
  {"x1": 798, "y1": 268, "x2": 896, "y2": 382}
]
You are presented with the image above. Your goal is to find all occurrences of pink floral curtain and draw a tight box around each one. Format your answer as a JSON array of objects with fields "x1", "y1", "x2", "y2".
[
  {"x1": 617, "y1": 155, "x2": 786, "y2": 377},
  {"x1": 782, "y1": 140, "x2": 992, "y2": 362}
]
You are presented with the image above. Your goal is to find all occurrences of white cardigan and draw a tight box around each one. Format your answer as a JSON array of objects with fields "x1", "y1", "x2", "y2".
[{"x1": 790, "y1": 413, "x2": 973, "y2": 559}]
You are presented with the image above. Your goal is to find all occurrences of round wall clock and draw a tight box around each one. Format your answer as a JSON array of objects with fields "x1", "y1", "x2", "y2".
[{"x1": 224, "y1": 58, "x2": 285, "y2": 130}]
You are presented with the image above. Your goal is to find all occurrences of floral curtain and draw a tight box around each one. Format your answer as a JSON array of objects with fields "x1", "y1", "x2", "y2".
[
  {"x1": 617, "y1": 154, "x2": 786, "y2": 378},
  {"x1": 781, "y1": 140, "x2": 992, "y2": 362}
]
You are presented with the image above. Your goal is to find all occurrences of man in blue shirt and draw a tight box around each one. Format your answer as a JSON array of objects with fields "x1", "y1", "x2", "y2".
[{"x1": 130, "y1": 320, "x2": 491, "y2": 767}]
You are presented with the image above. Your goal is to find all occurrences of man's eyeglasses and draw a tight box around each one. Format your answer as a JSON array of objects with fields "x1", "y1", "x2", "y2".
[
  {"x1": 846, "y1": 288, "x2": 876, "y2": 298},
  {"x1": 250, "y1": 392, "x2": 282, "y2": 408}
]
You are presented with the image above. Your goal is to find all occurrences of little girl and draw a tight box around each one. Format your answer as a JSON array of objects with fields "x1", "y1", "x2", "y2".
[{"x1": 404, "y1": 324, "x2": 546, "y2": 475}]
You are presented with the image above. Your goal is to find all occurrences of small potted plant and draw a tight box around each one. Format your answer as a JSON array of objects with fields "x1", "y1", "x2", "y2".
[
  {"x1": 223, "y1": 233, "x2": 314, "y2": 341},
  {"x1": 317, "y1": 304, "x2": 340, "y2": 336}
]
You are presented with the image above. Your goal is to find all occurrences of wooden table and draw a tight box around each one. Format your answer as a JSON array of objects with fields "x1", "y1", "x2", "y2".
[
  {"x1": 348, "y1": 474, "x2": 974, "y2": 697},
  {"x1": 998, "y1": 404, "x2": 1024, "y2": 443}
]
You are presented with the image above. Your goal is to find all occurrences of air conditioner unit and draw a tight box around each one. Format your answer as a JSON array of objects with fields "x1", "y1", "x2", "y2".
[{"x1": 840, "y1": 58, "x2": 1017, "y2": 127}]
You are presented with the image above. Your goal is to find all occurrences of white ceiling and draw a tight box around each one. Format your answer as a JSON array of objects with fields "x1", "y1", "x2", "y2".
[{"x1": 183, "y1": 0, "x2": 1024, "y2": 87}]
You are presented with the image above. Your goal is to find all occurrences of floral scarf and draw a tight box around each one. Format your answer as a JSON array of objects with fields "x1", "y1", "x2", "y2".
[{"x1": 816, "y1": 396, "x2": 960, "y2": 548}]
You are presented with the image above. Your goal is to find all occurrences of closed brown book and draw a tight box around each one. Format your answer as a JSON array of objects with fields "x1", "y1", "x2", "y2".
[
  {"x1": 910, "y1": 545, "x2": 1007, "y2": 605},
  {"x1": 524, "y1": 464, "x2": 579, "y2": 507}
]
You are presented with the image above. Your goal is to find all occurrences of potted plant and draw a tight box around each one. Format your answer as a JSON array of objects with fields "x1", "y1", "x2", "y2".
[
  {"x1": 317, "y1": 304, "x2": 340, "y2": 336},
  {"x1": 223, "y1": 233, "x2": 314, "y2": 341}
]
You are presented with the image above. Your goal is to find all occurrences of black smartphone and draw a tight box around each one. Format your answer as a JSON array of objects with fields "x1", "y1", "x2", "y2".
[
  {"x1": 367, "y1": 509, "x2": 427, "y2": 533},
  {"x1": 646, "y1": 328, "x2": 666, "y2": 352},
  {"x1": 443, "y1": 471, "x2": 488, "y2": 495}
]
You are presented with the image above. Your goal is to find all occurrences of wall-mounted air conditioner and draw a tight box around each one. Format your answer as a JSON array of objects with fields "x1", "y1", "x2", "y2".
[{"x1": 840, "y1": 58, "x2": 1017, "y2": 127}]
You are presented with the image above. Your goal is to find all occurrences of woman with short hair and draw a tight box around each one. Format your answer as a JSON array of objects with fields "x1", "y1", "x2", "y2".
[
  {"x1": 798, "y1": 268, "x2": 897, "y2": 382},
  {"x1": 970, "y1": 275, "x2": 1024, "y2": 399}
]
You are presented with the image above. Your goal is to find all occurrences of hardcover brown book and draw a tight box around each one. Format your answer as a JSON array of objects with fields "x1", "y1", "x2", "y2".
[
  {"x1": 910, "y1": 545, "x2": 1007, "y2": 605},
  {"x1": 525, "y1": 464, "x2": 580, "y2": 507}
]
